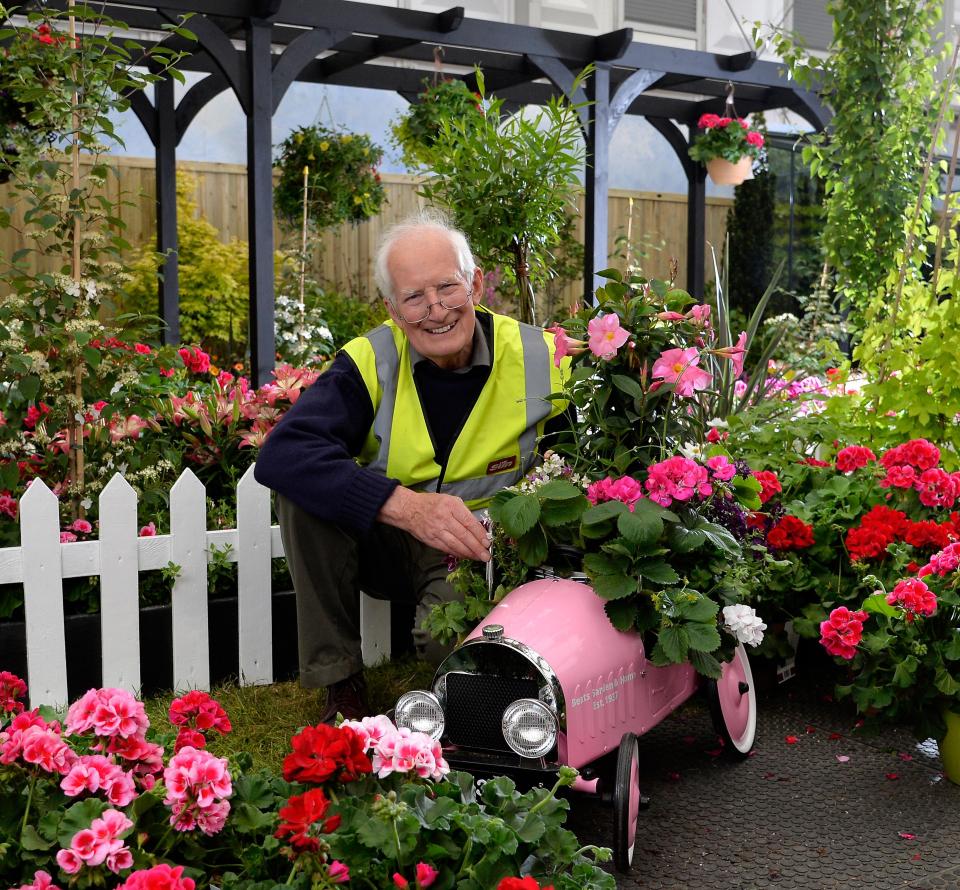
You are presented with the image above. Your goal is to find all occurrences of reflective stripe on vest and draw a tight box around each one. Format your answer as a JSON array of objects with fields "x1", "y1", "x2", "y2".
[{"x1": 343, "y1": 308, "x2": 567, "y2": 510}]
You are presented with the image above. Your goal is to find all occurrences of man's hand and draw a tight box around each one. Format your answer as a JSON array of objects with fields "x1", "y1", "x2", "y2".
[{"x1": 377, "y1": 486, "x2": 491, "y2": 562}]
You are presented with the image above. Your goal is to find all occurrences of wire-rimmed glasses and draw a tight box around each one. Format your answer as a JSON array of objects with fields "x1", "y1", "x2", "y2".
[{"x1": 396, "y1": 279, "x2": 472, "y2": 324}]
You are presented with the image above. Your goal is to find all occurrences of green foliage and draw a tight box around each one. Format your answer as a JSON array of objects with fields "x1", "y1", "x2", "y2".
[
  {"x1": 120, "y1": 173, "x2": 254, "y2": 365},
  {"x1": 761, "y1": 0, "x2": 946, "y2": 316},
  {"x1": 412, "y1": 67, "x2": 589, "y2": 324},
  {"x1": 274, "y1": 125, "x2": 386, "y2": 230},
  {"x1": 853, "y1": 226, "x2": 960, "y2": 462},
  {"x1": 300, "y1": 280, "x2": 387, "y2": 349},
  {"x1": 391, "y1": 77, "x2": 483, "y2": 168},
  {"x1": 0, "y1": 5, "x2": 191, "y2": 518}
]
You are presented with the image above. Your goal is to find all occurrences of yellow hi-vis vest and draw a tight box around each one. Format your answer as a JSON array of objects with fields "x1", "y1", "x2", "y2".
[{"x1": 341, "y1": 307, "x2": 568, "y2": 511}]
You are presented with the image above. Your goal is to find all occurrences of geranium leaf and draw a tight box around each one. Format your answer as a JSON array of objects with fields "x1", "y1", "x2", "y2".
[
  {"x1": 935, "y1": 668, "x2": 960, "y2": 697},
  {"x1": 862, "y1": 592, "x2": 898, "y2": 618},
  {"x1": 582, "y1": 552, "x2": 626, "y2": 576},
  {"x1": 536, "y1": 479, "x2": 583, "y2": 500},
  {"x1": 892, "y1": 655, "x2": 918, "y2": 688},
  {"x1": 233, "y1": 773, "x2": 276, "y2": 808},
  {"x1": 944, "y1": 632, "x2": 960, "y2": 661},
  {"x1": 685, "y1": 621, "x2": 722, "y2": 653},
  {"x1": 20, "y1": 824, "x2": 54, "y2": 851},
  {"x1": 58, "y1": 799, "x2": 110, "y2": 848},
  {"x1": 604, "y1": 598, "x2": 639, "y2": 631},
  {"x1": 498, "y1": 493, "x2": 541, "y2": 537},
  {"x1": 232, "y1": 802, "x2": 275, "y2": 834}
]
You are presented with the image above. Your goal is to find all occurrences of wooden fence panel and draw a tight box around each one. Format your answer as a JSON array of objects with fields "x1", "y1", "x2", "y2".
[
  {"x1": 237, "y1": 464, "x2": 274, "y2": 685},
  {"x1": 169, "y1": 469, "x2": 210, "y2": 690},
  {"x1": 20, "y1": 479, "x2": 69, "y2": 709},
  {"x1": 99, "y1": 474, "x2": 141, "y2": 692},
  {"x1": 0, "y1": 158, "x2": 730, "y2": 299}
]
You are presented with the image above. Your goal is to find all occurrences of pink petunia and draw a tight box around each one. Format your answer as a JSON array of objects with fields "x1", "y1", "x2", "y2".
[
  {"x1": 586, "y1": 313, "x2": 630, "y2": 360},
  {"x1": 651, "y1": 347, "x2": 712, "y2": 397}
]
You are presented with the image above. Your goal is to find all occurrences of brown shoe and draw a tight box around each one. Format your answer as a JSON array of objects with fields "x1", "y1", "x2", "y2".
[{"x1": 320, "y1": 672, "x2": 369, "y2": 725}]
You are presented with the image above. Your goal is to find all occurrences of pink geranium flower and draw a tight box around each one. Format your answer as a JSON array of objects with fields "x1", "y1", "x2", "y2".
[
  {"x1": 820, "y1": 607, "x2": 869, "y2": 660},
  {"x1": 651, "y1": 347, "x2": 712, "y2": 397},
  {"x1": 586, "y1": 313, "x2": 630, "y2": 360},
  {"x1": 886, "y1": 578, "x2": 937, "y2": 618}
]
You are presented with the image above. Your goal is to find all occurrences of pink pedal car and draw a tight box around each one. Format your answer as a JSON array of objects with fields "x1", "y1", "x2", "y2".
[{"x1": 393, "y1": 576, "x2": 757, "y2": 873}]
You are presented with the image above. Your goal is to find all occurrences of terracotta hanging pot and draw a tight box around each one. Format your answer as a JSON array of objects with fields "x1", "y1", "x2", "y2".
[{"x1": 705, "y1": 155, "x2": 754, "y2": 186}]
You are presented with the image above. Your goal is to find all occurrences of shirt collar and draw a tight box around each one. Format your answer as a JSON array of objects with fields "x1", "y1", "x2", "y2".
[{"x1": 408, "y1": 312, "x2": 491, "y2": 373}]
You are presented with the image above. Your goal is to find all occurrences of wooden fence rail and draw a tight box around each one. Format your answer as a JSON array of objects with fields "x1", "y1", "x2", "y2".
[
  {"x1": 0, "y1": 465, "x2": 391, "y2": 709},
  {"x1": 0, "y1": 157, "x2": 732, "y2": 297}
]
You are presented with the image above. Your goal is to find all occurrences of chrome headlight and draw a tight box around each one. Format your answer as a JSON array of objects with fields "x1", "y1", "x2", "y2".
[
  {"x1": 395, "y1": 690, "x2": 444, "y2": 740},
  {"x1": 501, "y1": 698, "x2": 557, "y2": 758}
]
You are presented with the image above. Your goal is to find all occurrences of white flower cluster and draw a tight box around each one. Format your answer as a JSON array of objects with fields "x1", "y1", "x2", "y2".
[
  {"x1": 274, "y1": 293, "x2": 334, "y2": 366},
  {"x1": 517, "y1": 449, "x2": 586, "y2": 493},
  {"x1": 722, "y1": 604, "x2": 766, "y2": 648}
]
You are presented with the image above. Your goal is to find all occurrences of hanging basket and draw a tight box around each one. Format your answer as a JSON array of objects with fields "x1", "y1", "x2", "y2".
[{"x1": 705, "y1": 156, "x2": 754, "y2": 186}]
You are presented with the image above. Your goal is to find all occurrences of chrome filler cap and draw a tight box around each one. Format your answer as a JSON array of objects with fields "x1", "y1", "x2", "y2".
[{"x1": 482, "y1": 623, "x2": 504, "y2": 642}]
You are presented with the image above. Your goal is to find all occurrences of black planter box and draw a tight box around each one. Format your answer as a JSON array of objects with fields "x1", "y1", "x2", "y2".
[{"x1": 0, "y1": 591, "x2": 299, "y2": 700}]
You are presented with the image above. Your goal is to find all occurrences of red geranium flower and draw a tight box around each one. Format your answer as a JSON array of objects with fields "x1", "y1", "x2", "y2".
[
  {"x1": 274, "y1": 788, "x2": 341, "y2": 852},
  {"x1": 752, "y1": 470, "x2": 782, "y2": 504},
  {"x1": 846, "y1": 525, "x2": 894, "y2": 562},
  {"x1": 767, "y1": 515, "x2": 815, "y2": 551},
  {"x1": 497, "y1": 879, "x2": 555, "y2": 890},
  {"x1": 283, "y1": 724, "x2": 372, "y2": 785},
  {"x1": 835, "y1": 445, "x2": 876, "y2": 473}
]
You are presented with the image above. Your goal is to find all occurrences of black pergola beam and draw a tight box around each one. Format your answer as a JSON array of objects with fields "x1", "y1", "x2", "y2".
[{"x1": 43, "y1": 0, "x2": 828, "y2": 380}]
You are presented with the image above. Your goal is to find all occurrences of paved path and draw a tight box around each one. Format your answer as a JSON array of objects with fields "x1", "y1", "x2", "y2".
[{"x1": 567, "y1": 677, "x2": 960, "y2": 889}]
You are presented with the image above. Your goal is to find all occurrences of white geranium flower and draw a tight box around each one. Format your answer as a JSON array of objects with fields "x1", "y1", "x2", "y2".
[{"x1": 722, "y1": 604, "x2": 766, "y2": 648}]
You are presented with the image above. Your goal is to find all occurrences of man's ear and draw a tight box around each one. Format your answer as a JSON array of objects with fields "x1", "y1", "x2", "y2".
[
  {"x1": 471, "y1": 266, "x2": 484, "y2": 305},
  {"x1": 383, "y1": 297, "x2": 401, "y2": 325}
]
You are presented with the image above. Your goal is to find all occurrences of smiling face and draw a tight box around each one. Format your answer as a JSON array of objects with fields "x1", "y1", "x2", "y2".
[{"x1": 383, "y1": 228, "x2": 484, "y2": 370}]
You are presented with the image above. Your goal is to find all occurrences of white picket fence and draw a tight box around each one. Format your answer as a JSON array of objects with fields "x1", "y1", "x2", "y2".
[{"x1": 0, "y1": 466, "x2": 391, "y2": 709}]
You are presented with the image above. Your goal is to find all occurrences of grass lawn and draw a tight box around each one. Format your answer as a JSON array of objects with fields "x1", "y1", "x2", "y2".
[{"x1": 144, "y1": 656, "x2": 435, "y2": 772}]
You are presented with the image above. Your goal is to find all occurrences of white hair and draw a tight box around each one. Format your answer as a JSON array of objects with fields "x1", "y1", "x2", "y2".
[{"x1": 373, "y1": 209, "x2": 477, "y2": 303}]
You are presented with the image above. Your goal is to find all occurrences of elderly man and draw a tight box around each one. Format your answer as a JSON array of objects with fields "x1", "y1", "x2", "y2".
[{"x1": 255, "y1": 211, "x2": 566, "y2": 722}]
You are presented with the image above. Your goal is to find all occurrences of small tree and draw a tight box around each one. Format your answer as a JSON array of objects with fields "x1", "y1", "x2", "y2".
[
  {"x1": 0, "y1": 3, "x2": 190, "y2": 516},
  {"x1": 413, "y1": 68, "x2": 590, "y2": 325}
]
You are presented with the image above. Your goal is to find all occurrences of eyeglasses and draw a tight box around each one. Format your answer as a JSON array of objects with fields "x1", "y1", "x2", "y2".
[{"x1": 396, "y1": 280, "x2": 472, "y2": 325}]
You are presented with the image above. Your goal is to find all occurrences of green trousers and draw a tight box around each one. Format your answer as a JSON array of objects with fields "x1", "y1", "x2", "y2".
[{"x1": 275, "y1": 494, "x2": 461, "y2": 688}]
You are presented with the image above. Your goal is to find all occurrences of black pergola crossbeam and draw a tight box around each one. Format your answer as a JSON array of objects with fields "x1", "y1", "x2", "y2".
[{"x1": 32, "y1": 0, "x2": 827, "y2": 384}]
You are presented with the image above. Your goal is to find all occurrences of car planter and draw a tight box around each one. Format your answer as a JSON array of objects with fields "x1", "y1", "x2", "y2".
[{"x1": 394, "y1": 576, "x2": 757, "y2": 873}]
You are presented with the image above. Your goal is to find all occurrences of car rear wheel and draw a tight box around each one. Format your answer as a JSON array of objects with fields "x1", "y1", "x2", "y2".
[
  {"x1": 612, "y1": 731, "x2": 641, "y2": 872},
  {"x1": 706, "y1": 643, "x2": 757, "y2": 759}
]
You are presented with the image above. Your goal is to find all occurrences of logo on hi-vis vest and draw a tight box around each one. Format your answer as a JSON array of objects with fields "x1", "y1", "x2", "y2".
[{"x1": 486, "y1": 456, "x2": 517, "y2": 475}]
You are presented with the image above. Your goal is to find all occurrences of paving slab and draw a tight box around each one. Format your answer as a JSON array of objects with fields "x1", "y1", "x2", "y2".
[{"x1": 566, "y1": 676, "x2": 960, "y2": 889}]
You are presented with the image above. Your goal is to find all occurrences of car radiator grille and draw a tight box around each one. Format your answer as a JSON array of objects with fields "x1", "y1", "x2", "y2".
[{"x1": 445, "y1": 673, "x2": 539, "y2": 753}]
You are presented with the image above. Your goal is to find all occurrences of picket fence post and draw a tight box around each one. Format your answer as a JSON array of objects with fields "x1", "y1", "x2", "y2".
[
  {"x1": 237, "y1": 465, "x2": 273, "y2": 685},
  {"x1": 99, "y1": 474, "x2": 141, "y2": 692},
  {"x1": 19, "y1": 479, "x2": 69, "y2": 708},
  {"x1": 169, "y1": 469, "x2": 209, "y2": 690}
]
